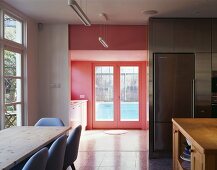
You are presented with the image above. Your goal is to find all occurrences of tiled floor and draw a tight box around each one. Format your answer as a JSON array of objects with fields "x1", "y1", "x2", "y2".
[{"x1": 73, "y1": 130, "x2": 172, "y2": 170}]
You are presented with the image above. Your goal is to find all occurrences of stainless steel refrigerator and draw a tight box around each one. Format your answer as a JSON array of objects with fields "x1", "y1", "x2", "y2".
[{"x1": 153, "y1": 53, "x2": 195, "y2": 155}]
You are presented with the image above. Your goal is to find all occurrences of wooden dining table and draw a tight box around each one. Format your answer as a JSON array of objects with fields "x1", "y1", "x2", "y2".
[{"x1": 0, "y1": 126, "x2": 71, "y2": 170}]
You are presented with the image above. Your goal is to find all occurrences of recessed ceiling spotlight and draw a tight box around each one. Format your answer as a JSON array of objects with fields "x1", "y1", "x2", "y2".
[{"x1": 142, "y1": 10, "x2": 158, "y2": 15}]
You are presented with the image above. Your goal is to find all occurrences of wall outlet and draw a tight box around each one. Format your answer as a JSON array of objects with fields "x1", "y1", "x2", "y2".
[{"x1": 80, "y1": 95, "x2": 85, "y2": 99}]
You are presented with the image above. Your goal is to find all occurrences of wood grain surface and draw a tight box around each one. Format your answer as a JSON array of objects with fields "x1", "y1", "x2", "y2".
[
  {"x1": 172, "y1": 118, "x2": 217, "y2": 154},
  {"x1": 0, "y1": 126, "x2": 71, "y2": 170}
]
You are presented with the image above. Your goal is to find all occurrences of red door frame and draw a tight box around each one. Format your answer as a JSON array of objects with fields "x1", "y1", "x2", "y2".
[{"x1": 92, "y1": 61, "x2": 146, "y2": 129}]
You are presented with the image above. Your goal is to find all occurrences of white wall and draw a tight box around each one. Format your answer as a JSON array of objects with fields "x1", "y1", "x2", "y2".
[
  {"x1": 38, "y1": 24, "x2": 70, "y2": 125},
  {"x1": 26, "y1": 20, "x2": 39, "y2": 125}
]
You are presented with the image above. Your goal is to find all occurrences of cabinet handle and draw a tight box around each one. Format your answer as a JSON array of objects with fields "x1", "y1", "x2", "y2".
[
  {"x1": 190, "y1": 149, "x2": 194, "y2": 153},
  {"x1": 174, "y1": 130, "x2": 178, "y2": 133},
  {"x1": 192, "y1": 79, "x2": 195, "y2": 118}
]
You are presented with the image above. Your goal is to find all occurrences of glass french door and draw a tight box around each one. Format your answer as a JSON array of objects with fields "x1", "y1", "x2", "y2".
[
  {"x1": 120, "y1": 66, "x2": 139, "y2": 121},
  {"x1": 95, "y1": 66, "x2": 115, "y2": 121},
  {"x1": 93, "y1": 64, "x2": 142, "y2": 129}
]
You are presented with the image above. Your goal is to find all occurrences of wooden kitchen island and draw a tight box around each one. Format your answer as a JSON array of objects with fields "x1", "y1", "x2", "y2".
[{"x1": 172, "y1": 118, "x2": 217, "y2": 170}]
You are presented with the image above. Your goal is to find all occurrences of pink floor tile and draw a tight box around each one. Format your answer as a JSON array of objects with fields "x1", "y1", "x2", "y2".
[{"x1": 74, "y1": 130, "x2": 172, "y2": 170}]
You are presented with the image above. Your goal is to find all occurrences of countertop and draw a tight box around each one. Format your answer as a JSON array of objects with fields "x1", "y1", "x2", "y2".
[
  {"x1": 172, "y1": 118, "x2": 217, "y2": 154},
  {"x1": 70, "y1": 100, "x2": 88, "y2": 106}
]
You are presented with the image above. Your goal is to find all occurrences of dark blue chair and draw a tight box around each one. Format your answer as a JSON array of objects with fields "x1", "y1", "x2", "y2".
[
  {"x1": 22, "y1": 148, "x2": 48, "y2": 170},
  {"x1": 63, "y1": 125, "x2": 82, "y2": 170},
  {"x1": 35, "y1": 118, "x2": 65, "y2": 126},
  {"x1": 46, "y1": 135, "x2": 67, "y2": 170}
]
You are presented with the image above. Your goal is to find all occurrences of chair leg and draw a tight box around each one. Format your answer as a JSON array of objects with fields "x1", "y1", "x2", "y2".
[{"x1": 71, "y1": 164, "x2": 76, "y2": 170}]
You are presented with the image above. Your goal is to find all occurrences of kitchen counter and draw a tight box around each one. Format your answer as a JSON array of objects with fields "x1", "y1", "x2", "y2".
[
  {"x1": 172, "y1": 118, "x2": 217, "y2": 154},
  {"x1": 172, "y1": 118, "x2": 217, "y2": 170},
  {"x1": 70, "y1": 100, "x2": 88, "y2": 130},
  {"x1": 70, "y1": 100, "x2": 88, "y2": 106}
]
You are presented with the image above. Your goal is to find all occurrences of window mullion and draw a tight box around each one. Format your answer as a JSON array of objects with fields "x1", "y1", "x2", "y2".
[
  {"x1": 5, "y1": 102, "x2": 22, "y2": 106},
  {"x1": 4, "y1": 76, "x2": 22, "y2": 78},
  {"x1": 0, "y1": 44, "x2": 4, "y2": 130},
  {"x1": 0, "y1": 7, "x2": 4, "y2": 130},
  {"x1": 3, "y1": 40, "x2": 24, "y2": 52}
]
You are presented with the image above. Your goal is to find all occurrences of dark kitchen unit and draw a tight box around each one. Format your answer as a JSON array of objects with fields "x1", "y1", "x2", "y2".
[
  {"x1": 153, "y1": 53, "x2": 195, "y2": 157},
  {"x1": 149, "y1": 18, "x2": 212, "y2": 158}
]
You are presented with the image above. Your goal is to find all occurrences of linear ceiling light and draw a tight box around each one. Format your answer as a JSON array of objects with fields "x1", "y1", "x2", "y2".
[
  {"x1": 68, "y1": 0, "x2": 91, "y2": 26},
  {"x1": 99, "y1": 37, "x2": 108, "y2": 48}
]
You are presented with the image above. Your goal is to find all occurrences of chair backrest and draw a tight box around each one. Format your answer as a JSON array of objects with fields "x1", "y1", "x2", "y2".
[
  {"x1": 46, "y1": 135, "x2": 67, "y2": 170},
  {"x1": 35, "y1": 118, "x2": 65, "y2": 126},
  {"x1": 22, "y1": 148, "x2": 48, "y2": 170},
  {"x1": 63, "y1": 125, "x2": 82, "y2": 170}
]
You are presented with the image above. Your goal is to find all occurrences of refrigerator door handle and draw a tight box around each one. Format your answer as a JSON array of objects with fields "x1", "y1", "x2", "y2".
[{"x1": 192, "y1": 79, "x2": 195, "y2": 118}]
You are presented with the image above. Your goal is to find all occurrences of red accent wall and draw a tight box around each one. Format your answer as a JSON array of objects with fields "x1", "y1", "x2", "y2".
[
  {"x1": 71, "y1": 61, "x2": 93, "y2": 130},
  {"x1": 69, "y1": 25, "x2": 148, "y2": 50},
  {"x1": 71, "y1": 61, "x2": 147, "y2": 129}
]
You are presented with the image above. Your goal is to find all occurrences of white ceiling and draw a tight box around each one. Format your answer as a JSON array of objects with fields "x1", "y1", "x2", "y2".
[{"x1": 3, "y1": 0, "x2": 217, "y2": 25}]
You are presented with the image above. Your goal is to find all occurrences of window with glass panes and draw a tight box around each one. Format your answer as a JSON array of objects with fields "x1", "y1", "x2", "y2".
[{"x1": 0, "y1": 10, "x2": 25, "y2": 129}]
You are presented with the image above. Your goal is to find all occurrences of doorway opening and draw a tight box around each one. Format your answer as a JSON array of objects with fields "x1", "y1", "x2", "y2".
[{"x1": 70, "y1": 52, "x2": 148, "y2": 130}]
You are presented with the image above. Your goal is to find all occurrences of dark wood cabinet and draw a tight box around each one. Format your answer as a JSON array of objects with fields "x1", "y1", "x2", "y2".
[
  {"x1": 151, "y1": 19, "x2": 173, "y2": 52},
  {"x1": 173, "y1": 19, "x2": 194, "y2": 52},
  {"x1": 154, "y1": 122, "x2": 172, "y2": 152},
  {"x1": 151, "y1": 19, "x2": 212, "y2": 53},
  {"x1": 195, "y1": 53, "x2": 212, "y2": 117},
  {"x1": 212, "y1": 19, "x2": 217, "y2": 52},
  {"x1": 153, "y1": 53, "x2": 195, "y2": 155},
  {"x1": 149, "y1": 18, "x2": 213, "y2": 158},
  {"x1": 212, "y1": 53, "x2": 217, "y2": 70},
  {"x1": 194, "y1": 19, "x2": 211, "y2": 52}
]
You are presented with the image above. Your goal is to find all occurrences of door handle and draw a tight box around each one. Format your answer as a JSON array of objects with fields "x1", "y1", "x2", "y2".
[{"x1": 192, "y1": 79, "x2": 195, "y2": 118}]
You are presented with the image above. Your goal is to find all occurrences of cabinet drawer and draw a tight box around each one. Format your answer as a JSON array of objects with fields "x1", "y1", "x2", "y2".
[{"x1": 70, "y1": 104, "x2": 81, "y2": 121}]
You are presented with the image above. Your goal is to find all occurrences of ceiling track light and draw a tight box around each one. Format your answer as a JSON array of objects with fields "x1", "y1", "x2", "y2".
[
  {"x1": 68, "y1": 0, "x2": 91, "y2": 26},
  {"x1": 99, "y1": 37, "x2": 108, "y2": 48}
]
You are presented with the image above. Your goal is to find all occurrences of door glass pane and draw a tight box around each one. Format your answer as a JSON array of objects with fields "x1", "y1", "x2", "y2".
[
  {"x1": 5, "y1": 104, "x2": 22, "y2": 128},
  {"x1": 4, "y1": 14, "x2": 22, "y2": 44},
  {"x1": 95, "y1": 66, "x2": 114, "y2": 121},
  {"x1": 4, "y1": 50, "x2": 21, "y2": 77},
  {"x1": 120, "y1": 66, "x2": 139, "y2": 121}
]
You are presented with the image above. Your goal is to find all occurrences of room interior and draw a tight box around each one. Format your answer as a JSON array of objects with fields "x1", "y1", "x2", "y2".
[{"x1": 1, "y1": 0, "x2": 217, "y2": 170}]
